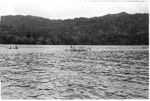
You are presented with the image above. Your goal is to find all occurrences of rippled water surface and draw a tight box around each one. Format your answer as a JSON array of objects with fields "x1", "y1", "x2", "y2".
[{"x1": 0, "y1": 45, "x2": 149, "y2": 99}]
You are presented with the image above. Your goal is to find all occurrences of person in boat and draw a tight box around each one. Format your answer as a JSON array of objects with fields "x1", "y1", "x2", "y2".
[
  {"x1": 14, "y1": 45, "x2": 18, "y2": 49},
  {"x1": 70, "y1": 45, "x2": 76, "y2": 50}
]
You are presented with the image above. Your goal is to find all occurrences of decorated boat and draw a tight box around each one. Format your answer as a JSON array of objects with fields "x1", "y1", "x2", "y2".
[{"x1": 66, "y1": 45, "x2": 91, "y2": 52}]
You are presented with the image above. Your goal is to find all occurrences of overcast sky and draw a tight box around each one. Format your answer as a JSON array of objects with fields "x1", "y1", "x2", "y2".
[{"x1": 0, "y1": 0, "x2": 149, "y2": 19}]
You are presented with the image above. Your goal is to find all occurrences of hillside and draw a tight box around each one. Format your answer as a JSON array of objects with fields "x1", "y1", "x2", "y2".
[{"x1": 0, "y1": 12, "x2": 149, "y2": 45}]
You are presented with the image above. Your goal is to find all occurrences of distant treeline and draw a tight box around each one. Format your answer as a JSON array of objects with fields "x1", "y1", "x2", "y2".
[{"x1": 0, "y1": 12, "x2": 149, "y2": 45}]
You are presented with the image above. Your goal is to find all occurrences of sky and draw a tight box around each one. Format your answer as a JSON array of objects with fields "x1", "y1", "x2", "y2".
[{"x1": 0, "y1": 0, "x2": 149, "y2": 19}]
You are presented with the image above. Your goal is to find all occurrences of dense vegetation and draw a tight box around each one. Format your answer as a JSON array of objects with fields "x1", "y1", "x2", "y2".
[{"x1": 0, "y1": 12, "x2": 149, "y2": 45}]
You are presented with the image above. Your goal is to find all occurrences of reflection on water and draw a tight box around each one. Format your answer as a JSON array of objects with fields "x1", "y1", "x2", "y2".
[{"x1": 0, "y1": 45, "x2": 149, "y2": 99}]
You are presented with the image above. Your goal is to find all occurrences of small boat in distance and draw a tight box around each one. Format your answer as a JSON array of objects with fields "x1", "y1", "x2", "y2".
[
  {"x1": 66, "y1": 45, "x2": 91, "y2": 52},
  {"x1": 8, "y1": 45, "x2": 18, "y2": 49}
]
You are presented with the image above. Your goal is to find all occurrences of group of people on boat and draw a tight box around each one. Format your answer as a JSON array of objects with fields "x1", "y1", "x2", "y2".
[
  {"x1": 9, "y1": 45, "x2": 18, "y2": 49},
  {"x1": 66, "y1": 45, "x2": 91, "y2": 52}
]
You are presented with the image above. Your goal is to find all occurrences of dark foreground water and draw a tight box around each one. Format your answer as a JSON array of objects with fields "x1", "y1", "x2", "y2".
[{"x1": 0, "y1": 45, "x2": 149, "y2": 99}]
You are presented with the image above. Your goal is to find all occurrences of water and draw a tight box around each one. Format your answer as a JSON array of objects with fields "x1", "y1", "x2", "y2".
[{"x1": 0, "y1": 45, "x2": 149, "y2": 99}]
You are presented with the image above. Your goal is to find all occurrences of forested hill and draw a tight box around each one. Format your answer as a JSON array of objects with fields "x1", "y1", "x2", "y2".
[{"x1": 0, "y1": 12, "x2": 149, "y2": 45}]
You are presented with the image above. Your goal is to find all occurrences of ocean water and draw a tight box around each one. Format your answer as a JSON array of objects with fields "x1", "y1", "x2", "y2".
[{"x1": 0, "y1": 45, "x2": 149, "y2": 99}]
